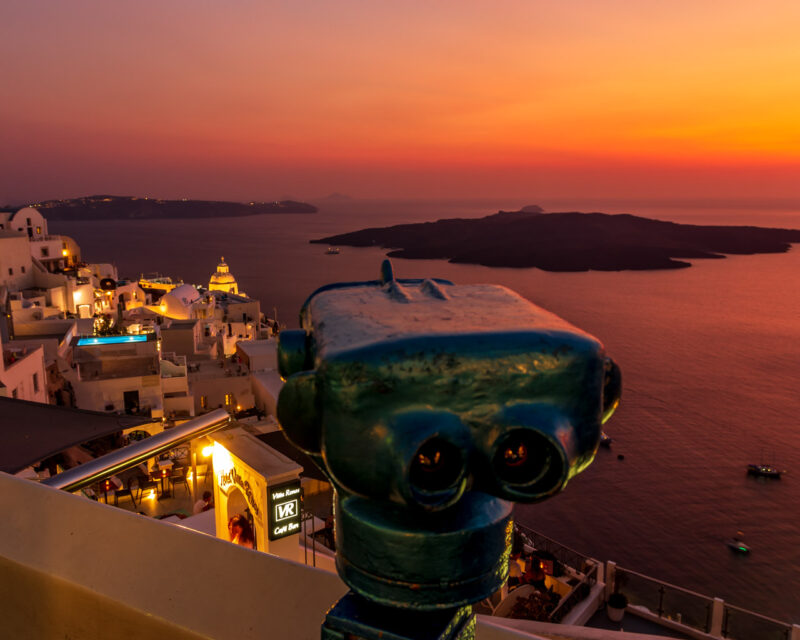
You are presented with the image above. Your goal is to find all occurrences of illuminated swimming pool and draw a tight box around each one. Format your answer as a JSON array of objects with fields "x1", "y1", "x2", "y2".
[{"x1": 76, "y1": 335, "x2": 149, "y2": 346}]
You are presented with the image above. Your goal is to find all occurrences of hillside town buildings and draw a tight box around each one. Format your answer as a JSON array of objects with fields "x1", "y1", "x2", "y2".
[{"x1": 0, "y1": 205, "x2": 277, "y2": 423}]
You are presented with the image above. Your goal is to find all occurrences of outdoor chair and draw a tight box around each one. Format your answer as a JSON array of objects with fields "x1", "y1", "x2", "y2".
[
  {"x1": 169, "y1": 467, "x2": 191, "y2": 496},
  {"x1": 113, "y1": 478, "x2": 138, "y2": 508},
  {"x1": 135, "y1": 472, "x2": 160, "y2": 500}
]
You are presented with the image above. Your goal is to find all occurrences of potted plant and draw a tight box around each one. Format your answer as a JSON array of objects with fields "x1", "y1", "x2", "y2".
[{"x1": 606, "y1": 591, "x2": 628, "y2": 622}]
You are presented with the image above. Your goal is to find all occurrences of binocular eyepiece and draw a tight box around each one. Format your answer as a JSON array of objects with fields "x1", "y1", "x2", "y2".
[{"x1": 277, "y1": 262, "x2": 620, "y2": 610}]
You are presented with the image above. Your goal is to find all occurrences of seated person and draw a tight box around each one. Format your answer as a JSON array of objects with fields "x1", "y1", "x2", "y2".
[{"x1": 193, "y1": 490, "x2": 213, "y2": 514}]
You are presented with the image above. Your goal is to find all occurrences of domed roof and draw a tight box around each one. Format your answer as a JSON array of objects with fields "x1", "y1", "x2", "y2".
[
  {"x1": 209, "y1": 257, "x2": 238, "y2": 294},
  {"x1": 210, "y1": 256, "x2": 237, "y2": 284},
  {"x1": 159, "y1": 284, "x2": 201, "y2": 319}
]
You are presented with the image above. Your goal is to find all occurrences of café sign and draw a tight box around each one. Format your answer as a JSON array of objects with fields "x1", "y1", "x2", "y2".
[
  {"x1": 219, "y1": 467, "x2": 261, "y2": 518},
  {"x1": 267, "y1": 480, "x2": 302, "y2": 540}
]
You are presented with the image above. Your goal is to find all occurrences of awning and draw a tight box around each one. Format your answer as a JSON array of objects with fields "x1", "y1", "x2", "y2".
[{"x1": 0, "y1": 396, "x2": 149, "y2": 474}]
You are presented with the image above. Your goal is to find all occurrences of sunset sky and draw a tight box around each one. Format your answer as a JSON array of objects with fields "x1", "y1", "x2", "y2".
[{"x1": 3, "y1": 1, "x2": 800, "y2": 203}]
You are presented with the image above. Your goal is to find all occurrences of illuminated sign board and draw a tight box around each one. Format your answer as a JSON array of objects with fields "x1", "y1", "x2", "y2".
[{"x1": 267, "y1": 480, "x2": 302, "y2": 540}]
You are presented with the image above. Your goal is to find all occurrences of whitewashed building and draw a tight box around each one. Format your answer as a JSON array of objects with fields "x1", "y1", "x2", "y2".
[{"x1": 0, "y1": 311, "x2": 48, "y2": 403}]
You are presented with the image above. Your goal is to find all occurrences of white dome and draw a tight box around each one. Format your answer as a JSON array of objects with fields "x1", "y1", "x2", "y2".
[{"x1": 159, "y1": 284, "x2": 201, "y2": 319}]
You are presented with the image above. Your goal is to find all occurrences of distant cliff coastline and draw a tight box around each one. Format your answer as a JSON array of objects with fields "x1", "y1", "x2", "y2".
[
  {"x1": 30, "y1": 195, "x2": 317, "y2": 220},
  {"x1": 312, "y1": 208, "x2": 800, "y2": 271}
]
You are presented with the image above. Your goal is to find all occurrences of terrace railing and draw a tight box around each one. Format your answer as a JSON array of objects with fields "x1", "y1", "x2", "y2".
[
  {"x1": 615, "y1": 565, "x2": 796, "y2": 640},
  {"x1": 615, "y1": 566, "x2": 714, "y2": 632},
  {"x1": 514, "y1": 522, "x2": 594, "y2": 574},
  {"x1": 722, "y1": 602, "x2": 793, "y2": 640}
]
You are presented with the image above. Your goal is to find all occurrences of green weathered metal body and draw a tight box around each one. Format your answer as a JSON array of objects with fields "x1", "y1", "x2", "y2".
[{"x1": 277, "y1": 262, "x2": 620, "y2": 636}]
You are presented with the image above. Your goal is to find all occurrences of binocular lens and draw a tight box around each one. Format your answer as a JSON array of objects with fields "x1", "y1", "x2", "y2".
[
  {"x1": 409, "y1": 438, "x2": 463, "y2": 493},
  {"x1": 502, "y1": 442, "x2": 529, "y2": 467},
  {"x1": 493, "y1": 430, "x2": 552, "y2": 486}
]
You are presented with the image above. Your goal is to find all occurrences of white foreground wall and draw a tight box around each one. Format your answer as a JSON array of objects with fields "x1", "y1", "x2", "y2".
[
  {"x1": 0, "y1": 472, "x2": 348, "y2": 640},
  {"x1": 0, "y1": 473, "x2": 562, "y2": 640}
]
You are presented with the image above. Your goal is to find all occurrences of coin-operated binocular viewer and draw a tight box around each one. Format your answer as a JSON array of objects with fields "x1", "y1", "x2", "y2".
[{"x1": 277, "y1": 261, "x2": 621, "y2": 640}]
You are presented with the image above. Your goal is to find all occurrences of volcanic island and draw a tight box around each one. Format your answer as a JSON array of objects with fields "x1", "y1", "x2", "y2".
[{"x1": 312, "y1": 207, "x2": 800, "y2": 271}]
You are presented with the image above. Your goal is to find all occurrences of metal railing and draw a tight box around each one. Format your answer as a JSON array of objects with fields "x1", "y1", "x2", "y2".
[
  {"x1": 301, "y1": 510, "x2": 317, "y2": 567},
  {"x1": 509, "y1": 525, "x2": 797, "y2": 637},
  {"x1": 615, "y1": 566, "x2": 713, "y2": 632},
  {"x1": 514, "y1": 522, "x2": 594, "y2": 574},
  {"x1": 722, "y1": 602, "x2": 793, "y2": 640},
  {"x1": 42, "y1": 409, "x2": 231, "y2": 493},
  {"x1": 615, "y1": 566, "x2": 795, "y2": 639}
]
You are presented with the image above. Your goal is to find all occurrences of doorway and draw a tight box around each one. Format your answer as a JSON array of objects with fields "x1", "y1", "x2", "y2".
[{"x1": 123, "y1": 390, "x2": 140, "y2": 415}]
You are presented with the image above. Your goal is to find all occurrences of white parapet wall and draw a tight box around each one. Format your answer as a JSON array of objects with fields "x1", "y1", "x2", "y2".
[
  {"x1": 0, "y1": 472, "x2": 348, "y2": 640},
  {"x1": 0, "y1": 472, "x2": 558, "y2": 640}
]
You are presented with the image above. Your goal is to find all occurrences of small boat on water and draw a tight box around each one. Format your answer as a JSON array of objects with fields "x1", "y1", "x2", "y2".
[
  {"x1": 325, "y1": 247, "x2": 341, "y2": 255},
  {"x1": 746, "y1": 463, "x2": 784, "y2": 478},
  {"x1": 726, "y1": 532, "x2": 751, "y2": 555},
  {"x1": 726, "y1": 538, "x2": 751, "y2": 555}
]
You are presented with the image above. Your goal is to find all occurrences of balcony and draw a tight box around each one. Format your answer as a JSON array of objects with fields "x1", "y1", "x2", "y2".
[
  {"x1": 2, "y1": 347, "x2": 38, "y2": 370},
  {"x1": 77, "y1": 357, "x2": 159, "y2": 381},
  {"x1": 161, "y1": 352, "x2": 188, "y2": 377}
]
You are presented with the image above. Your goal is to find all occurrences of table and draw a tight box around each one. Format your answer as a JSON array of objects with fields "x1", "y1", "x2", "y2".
[
  {"x1": 95, "y1": 476, "x2": 123, "y2": 503},
  {"x1": 152, "y1": 462, "x2": 173, "y2": 500}
]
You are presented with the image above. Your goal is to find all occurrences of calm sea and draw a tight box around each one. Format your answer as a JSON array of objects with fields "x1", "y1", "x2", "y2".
[{"x1": 51, "y1": 199, "x2": 800, "y2": 622}]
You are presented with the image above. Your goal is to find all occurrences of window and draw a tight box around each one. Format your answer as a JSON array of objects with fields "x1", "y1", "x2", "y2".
[
  {"x1": 35, "y1": 226, "x2": 41, "y2": 234},
  {"x1": 26, "y1": 217, "x2": 31, "y2": 225},
  {"x1": 32, "y1": 373, "x2": 39, "y2": 393},
  {"x1": 200, "y1": 395, "x2": 208, "y2": 410},
  {"x1": 8, "y1": 268, "x2": 12, "y2": 276},
  {"x1": 41, "y1": 247, "x2": 49, "y2": 258},
  {"x1": 224, "y1": 393, "x2": 234, "y2": 407},
  {"x1": 21, "y1": 266, "x2": 25, "y2": 274}
]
